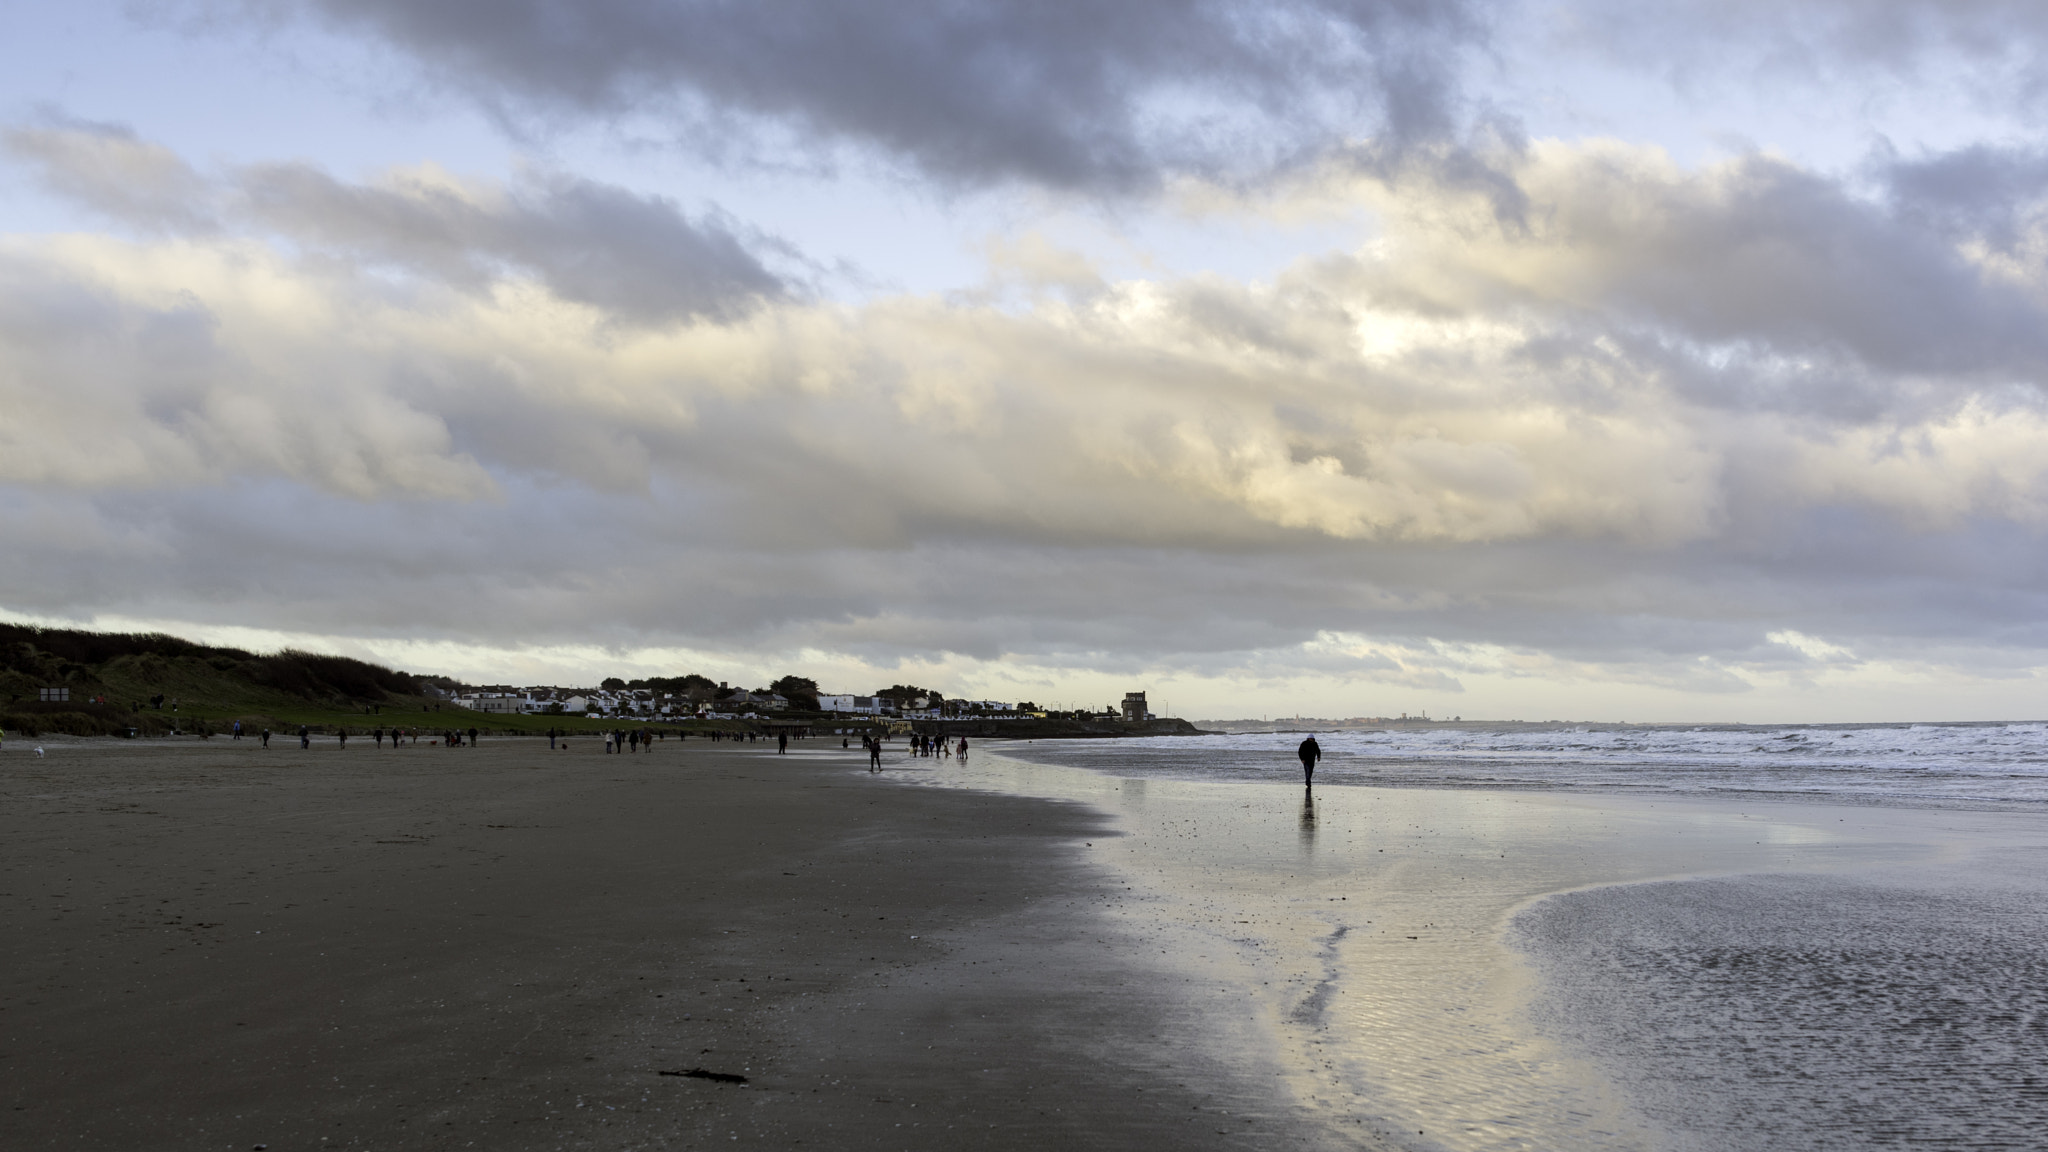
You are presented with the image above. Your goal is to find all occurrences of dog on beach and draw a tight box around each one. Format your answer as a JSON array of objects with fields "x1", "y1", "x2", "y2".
[{"x1": 34, "y1": 745, "x2": 45, "y2": 758}]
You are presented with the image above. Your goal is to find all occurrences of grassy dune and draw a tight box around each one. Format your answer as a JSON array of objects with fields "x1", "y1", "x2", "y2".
[{"x1": 0, "y1": 626, "x2": 798, "y2": 739}]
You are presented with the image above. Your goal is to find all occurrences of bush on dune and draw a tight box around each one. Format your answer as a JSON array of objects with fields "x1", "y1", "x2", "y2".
[{"x1": 0, "y1": 625, "x2": 422, "y2": 710}]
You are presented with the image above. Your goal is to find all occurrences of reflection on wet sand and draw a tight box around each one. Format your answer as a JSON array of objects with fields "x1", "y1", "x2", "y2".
[{"x1": 906, "y1": 749, "x2": 2048, "y2": 1152}]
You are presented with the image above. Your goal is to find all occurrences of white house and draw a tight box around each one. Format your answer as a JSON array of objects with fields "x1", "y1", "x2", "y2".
[{"x1": 818, "y1": 694, "x2": 891, "y2": 715}]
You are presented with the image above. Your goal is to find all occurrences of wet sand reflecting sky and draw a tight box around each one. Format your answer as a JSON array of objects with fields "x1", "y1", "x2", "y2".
[{"x1": 886, "y1": 746, "x2": 2048, "y2": 1150}]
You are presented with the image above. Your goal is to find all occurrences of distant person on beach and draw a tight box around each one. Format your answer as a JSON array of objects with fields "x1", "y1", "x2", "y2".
[
  {"x1": 337, "y1": 728, "x2": 348, "y2": 750},
  {"x1": 778, "y1": 732, "x2": 787, "y2": 754},
  {"x1": 958, "y1": 737, "x2": 969, "y2": 761},
  {"x1": 299, "y1": 725, "x2": 310, "y2": 750},
  {"x1": 469, "y1": 727, "x2": 479, "y2": 747},
  {"x1": 260, "y1": 728, "x2": 270, "y2": 748},
  {"x1": 867, "y1": 735, "x2": 882, "y2": 772},
  {"x1": 548, "y1": 727, "x2": 557, "y2": 750},
  {"x1": 1298, "y1": 736, "x2": 1321, "y2": 786},
  {"x1": 232, "y1": 720, "x2": 242, "y2": 740}
]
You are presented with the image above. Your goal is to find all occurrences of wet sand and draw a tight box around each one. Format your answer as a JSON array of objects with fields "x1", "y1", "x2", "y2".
[
  {"x1": 901, "y1": 748, "x2": 2048, "y2": 1152},
  {"x1": 13, "y1": 735, "x2": 2045, "y2": 1151},
  {"x1": 0, "y1": 737, "x2": 1345, "y2": 1150}
]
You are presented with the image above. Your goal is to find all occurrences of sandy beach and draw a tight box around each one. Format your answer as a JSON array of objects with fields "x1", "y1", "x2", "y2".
[
  {"x1": 7, "y1": 734, "x2": 2048, "y2": 1151},
  {"x1": 0, "y1": 736, "x2": 1339, "y2": 1151}
]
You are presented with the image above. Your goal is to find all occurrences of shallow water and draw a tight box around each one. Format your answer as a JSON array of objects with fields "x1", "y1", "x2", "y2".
[
  {"x1": 995, "y1": 723, "x2": 2048, "y2": 808},
  {"x1": 873, "y1": 741, "x2": 2048, "y2": 1151},
  {"x1": 1513, "y1": 873, "x2": 2048, "y2": 1152}
]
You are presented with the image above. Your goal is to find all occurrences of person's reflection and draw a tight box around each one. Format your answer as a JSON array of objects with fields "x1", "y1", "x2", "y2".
[{"x1": 1299, "y1": 791, "x2": 1318, "y2": 853}]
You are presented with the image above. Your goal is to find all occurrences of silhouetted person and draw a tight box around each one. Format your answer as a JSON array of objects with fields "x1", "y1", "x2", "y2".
[
  {"x1": 469, "y1": 727, "x2": 479, "y2": 747},
  {"x1": 1298, "y1": 735, "x2": 1321, "y2": 786},
  {"x1": 299, "y1": 725, "x2": 310, "y2": 750},
  {"x1": 778, "y1": 732, "x2": 788, "y2": 754}
]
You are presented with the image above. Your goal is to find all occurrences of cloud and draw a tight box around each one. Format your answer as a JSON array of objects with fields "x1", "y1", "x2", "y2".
[
  {"x1": 209, "y1": 0, "x2": 1485, "y2": 192},
  {"x1": 236, "y1": 163, "x2": 787, "y2": 323},
  {"x1": 4, "y1": 120, "x2": 787, "y2": 324},
  {"x1": 7, "y1": 129, "x2": 2048, "y2": 705},
  {"x1": 3, "y1": 116, "x2": 219, "y2": 233},
  {"x1": 1554, "y1": 0, "x2": 2048, "y2": 105}
]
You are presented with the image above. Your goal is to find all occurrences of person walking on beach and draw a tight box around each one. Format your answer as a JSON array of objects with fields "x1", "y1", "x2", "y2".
[
  {"x1": 260, "y1": 728, "x2": 270, "y2": 748},
  {"x1": 1298, "y1": 735, "x2": 1322, "y2": 786},
  {"x1": 867, "y1": 735, "x2": 882, "y2": 772},
  {"x1": 777, "y1": 731, "x2": 788, "y2": 754},
  {"x1": 232, "y1": 720, "x2": 242, "y2": 740},
  {"x1": 468, "y1": 727, "x2": 479, "y2": 748},
  {"x1": 337, "y1": 728, "x2": 348, "y2": 750},
  {"x1": 299, "y1": 725, "x2": 310, "y2": 750},
  {"x1": 958, "y1": 736, "x2": 969, "y2": 762},
  {"x1": 548, "y1": 727, "x2": 557, "y2": 750}
]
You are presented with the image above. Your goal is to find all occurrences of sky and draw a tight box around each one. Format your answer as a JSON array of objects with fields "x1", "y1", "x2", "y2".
[{"x1": 5, "y1": 1, "x2": 2048, "y2": 722}]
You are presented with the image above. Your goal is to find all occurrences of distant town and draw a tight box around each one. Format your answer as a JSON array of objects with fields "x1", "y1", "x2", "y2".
[{"x1": 433, "y1": 677, "x2": 1162, "y2": 724}]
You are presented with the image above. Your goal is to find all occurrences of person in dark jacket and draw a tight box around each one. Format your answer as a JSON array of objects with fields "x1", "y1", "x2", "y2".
[{"x1": 1298, "y1": 736, "x2": 1322, "y2": 786}]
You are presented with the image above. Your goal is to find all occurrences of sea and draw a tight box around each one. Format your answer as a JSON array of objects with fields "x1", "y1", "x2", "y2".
[
  {"x1": 890, "y1": 722, "x2": 2048, "y2": 1151},
  {"x1": 994, "y1": 721, "x2": 2048, "y2": 809}
]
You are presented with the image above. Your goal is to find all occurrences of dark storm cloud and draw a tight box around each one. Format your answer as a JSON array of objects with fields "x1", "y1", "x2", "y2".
[{"x1": 236, "y1": 0, "x2": 1483, "y2": 190}]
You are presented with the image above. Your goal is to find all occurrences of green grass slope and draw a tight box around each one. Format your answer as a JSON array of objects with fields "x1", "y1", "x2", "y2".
[
  {"x1": 0, "y1": 625, "x2": 447, "y2": 737},
  {"x1": 0, "y1": 625, "x2": 827, "y2": 740}
]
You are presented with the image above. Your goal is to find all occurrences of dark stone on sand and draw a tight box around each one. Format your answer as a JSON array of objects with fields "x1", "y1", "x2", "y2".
[{"x1": 659, "y1": 1068, "x2": 747, "y2": 1083}]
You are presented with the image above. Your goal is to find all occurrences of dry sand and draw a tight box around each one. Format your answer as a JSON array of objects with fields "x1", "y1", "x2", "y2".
[{"x1": 0, "y1": 736, "x2": 1343, "y2": 1150}]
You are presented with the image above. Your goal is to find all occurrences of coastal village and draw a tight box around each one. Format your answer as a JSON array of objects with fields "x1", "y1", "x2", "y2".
[{"x1": 439, "y1": 681, "x2": 1160, "y2": 723}]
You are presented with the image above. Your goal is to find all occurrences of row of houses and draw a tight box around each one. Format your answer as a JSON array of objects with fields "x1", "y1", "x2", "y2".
[
  {"x1": 443, "y1": 683, "x2": 1024, "y2": 720},
  {"x1": 445, "y1": 686, "x2": 787, "y2": 718}
]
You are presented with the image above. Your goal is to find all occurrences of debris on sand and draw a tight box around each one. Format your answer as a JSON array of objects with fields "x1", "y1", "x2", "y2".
[{"x1": 659, "y1": 1068, "x2": 749, "y2": 1084}]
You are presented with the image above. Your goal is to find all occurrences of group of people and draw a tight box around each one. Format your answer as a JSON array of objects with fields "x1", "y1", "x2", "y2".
[
  {"x1": 599, "y1": 729, "x2": 657, "y2": 753},
  {"x1": 846, "y1": 731, "x2": 968, "y2": 773},
  {"x1": 232, "y1": 725, "x2": 474, "y2": 749},
  {"x1": 910, "y1": 733, "x2": 967, "y2": 760}
]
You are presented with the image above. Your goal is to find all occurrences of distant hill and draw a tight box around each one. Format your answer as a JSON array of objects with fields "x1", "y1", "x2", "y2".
[{"x1": 0, "y1": 625, "x2": 424, "y2": 737}]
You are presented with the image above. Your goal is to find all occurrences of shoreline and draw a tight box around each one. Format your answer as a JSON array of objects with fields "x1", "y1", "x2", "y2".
[
  {"x1": 13, "y1": 734, "x2": 2042, "y2": 1150},
  {"x1": 898, "y1": 748, "x2": 2048, "y2": 1151},
  {"x1": 0, "y1": 737, "x2": 1345, "y2": 1150}
]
